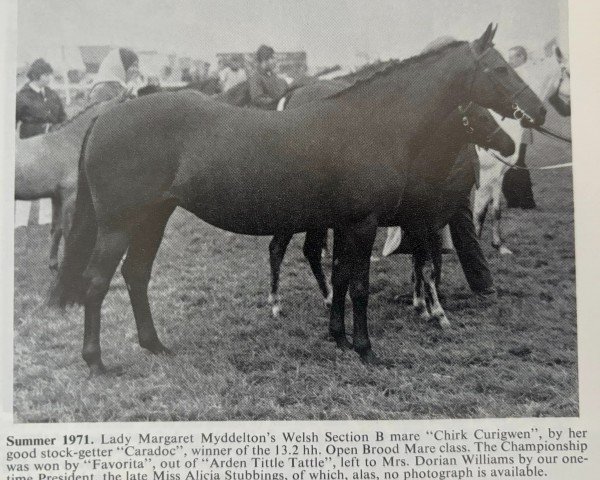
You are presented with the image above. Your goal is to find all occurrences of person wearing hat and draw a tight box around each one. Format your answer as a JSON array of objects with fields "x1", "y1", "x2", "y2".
[
  {"x1": 88, "y1": 48, "x2": 142, "y2": 103},
  {"x1": 16, "y1": 58, "x2": 66, "y2": 139},
  {"x1": 247, "y1": 44, "x2": 288, "y2": 109}
]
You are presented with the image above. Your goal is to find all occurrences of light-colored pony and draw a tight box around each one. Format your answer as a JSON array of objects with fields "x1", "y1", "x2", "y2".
[
  {"x1": 474, "y1": 44, "x2": 571, "y2": 254},
  {"x1": 15, "y1": 97, "x2": 121, "y2": 270}
]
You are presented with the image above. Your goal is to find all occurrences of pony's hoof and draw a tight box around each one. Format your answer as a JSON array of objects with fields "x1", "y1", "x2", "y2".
[
  {"x1": 143, "y1": 341, "x2": 173, "y2": 356},
  {"x1": 436, "y1": 315, "x2": 451, "y2": 330},
  {"x1": 49, "y1": 261, "x2": 58, "y2": 272},
  {"x1": 324, "y1": 294, "x2": 333, "y2": 309},
  {"x1": 359, "y1": 349, "x2": 383, "y2": 366},
  {"x1": 271, "y1": 304, "x2": 282, "y2": 318},
  {"x1": 332, "y1": 334, "x2": 352, "y2": 350},
  {"x1": 493, "y1": 243, "x2": 513, "y2": 255},
  {"x1": 415, "y1": 305, "x2": 431, "y2": 322}
]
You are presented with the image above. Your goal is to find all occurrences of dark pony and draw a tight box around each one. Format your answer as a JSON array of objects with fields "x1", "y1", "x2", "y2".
[
  {"x1": 51, "y1": 25, "x2": 544, "y2": 374},
  {"x1": 267, "y1": 93, "x2": 514, "y2": 323}
]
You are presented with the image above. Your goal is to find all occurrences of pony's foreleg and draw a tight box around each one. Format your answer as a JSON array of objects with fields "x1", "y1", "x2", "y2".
[
  {"x1": 121, "y1": 203, "x2": 175, "y2": 355},
  {"x1": 49, "y1": 195, "x2": 63, "y2": 271},
  {"x1": 492, "y1": 182, "x2": 513, "y2": 255},
  {"x1": 82, "y1": 230, "x2": 129, "y2": 375},
  {"x1": 303, "y1": 229, "x2": 332, "y2": 307},
  {"x1": 333, "y1": 216, "x2": 379, "y2": 363},
  {"x1": 268, "y1": 232, "x2": 293, "y2": 318}
]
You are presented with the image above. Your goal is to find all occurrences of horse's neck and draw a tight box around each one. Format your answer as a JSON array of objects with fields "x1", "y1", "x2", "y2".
[
  {"x1": 427, "y1": 117, "x2": 466, "y2": 161},
  {"x1": 414, "y1": 115, "x2": 466, "y2": 179},
  {"x1": 333, "y1": 47, "x2": 471, "y2": 150}
]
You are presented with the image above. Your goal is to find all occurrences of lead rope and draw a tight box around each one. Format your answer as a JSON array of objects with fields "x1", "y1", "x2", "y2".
[
  {"x1": 533, "y1": 125, "x2": 572, "y2": 144},
  {"x1": 489, "y1": 151, "x2": 572, "y2": 171}
]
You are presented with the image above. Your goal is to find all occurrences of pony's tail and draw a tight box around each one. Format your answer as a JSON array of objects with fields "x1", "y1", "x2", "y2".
[{"x1": 48, "y1": 118, "x2": 99, "y2": 308}]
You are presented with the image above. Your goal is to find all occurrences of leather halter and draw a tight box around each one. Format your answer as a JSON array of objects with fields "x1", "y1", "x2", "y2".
[{"x1": 468, "y1": 43, "x2": 533, "y2": 123}]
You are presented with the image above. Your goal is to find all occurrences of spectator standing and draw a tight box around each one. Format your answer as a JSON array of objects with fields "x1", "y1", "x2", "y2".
[
  {"x1": 16, "y1": 58, "x2": 66, "y2": 225},
  {"x1": 219, "y1": 54, "x2": 247, "y2": 92},
  {"x1": 88, "y1": 48, "x2": 141, "y2": 103},
  {"x1": 247, "y1": 44, "x2": 288, "y2": 109},
  {"x1": 16, "y1": 58, "x2": 66, "y2": 139}
]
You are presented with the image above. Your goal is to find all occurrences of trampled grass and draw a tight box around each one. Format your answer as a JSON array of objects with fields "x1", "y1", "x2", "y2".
[{"x1": 13, "y1": 114, "x2": 577, "y2": 422}]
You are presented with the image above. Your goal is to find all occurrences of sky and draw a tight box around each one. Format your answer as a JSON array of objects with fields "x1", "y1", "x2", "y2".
[{"x1": 17, "y1": 0, "x2": 569, "y2": 71}]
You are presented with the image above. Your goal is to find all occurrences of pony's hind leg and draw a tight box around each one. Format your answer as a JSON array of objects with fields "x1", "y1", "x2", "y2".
[
  {"x1": 427, "y1": 234, "x2": 450, "y2": 329},
  {"x1": 303, "y1": 229, "x2": 332, "y2": 307},
  {"x1": 329, "y1": 229, "x2": 353, "y2": 350},
  {"x1": 412, "y1": 237, "x2": 449, "y2": 329},
  {"x1": 268, "y1": 232, "x2": 294, "y2": 317},
  {"x1": 491, "y1": 182, "x2": 513, "y2": 255},
  {"x1": 82, "y1": 229, "x2": 130, "y2": 375},
  {"x1": 121, "y1": 202, "x2": 175, "y2": 354},
  {"x1": 49, "y1": 195, "x2": 63, "y2": 271},
  {"x1": 411, "y1": 254, "x2": 429, "y2": 320}
]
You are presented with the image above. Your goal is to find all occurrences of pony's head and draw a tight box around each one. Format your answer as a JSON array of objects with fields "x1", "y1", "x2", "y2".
[
  {"x1": 548, "y1": 46, "x2": 571, "y2": 116},
  {"x1": 467, "y1": 24, "x2": 547, "y2": 127},
  {"x1": 458, "y1": 103, "x2": 515, "y2": 157}
]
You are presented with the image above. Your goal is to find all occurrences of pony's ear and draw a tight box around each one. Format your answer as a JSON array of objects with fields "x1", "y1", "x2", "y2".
[
  {"x1": 473, "y1": 23, "x2": 496, "y2": 54},
  {"x1": 555, "y1": 46, "x2": 564, "y2": 63}
]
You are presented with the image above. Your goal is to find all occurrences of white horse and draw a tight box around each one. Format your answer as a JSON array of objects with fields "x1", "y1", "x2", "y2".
[{"x1": 474, "y1": 44, "x2": 571, "y2": 254}]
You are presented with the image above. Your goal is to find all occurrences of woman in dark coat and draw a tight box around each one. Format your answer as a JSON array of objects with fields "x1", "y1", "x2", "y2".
[{"x1": 16, "y1": 58, "x2": 66, "y2": 139}]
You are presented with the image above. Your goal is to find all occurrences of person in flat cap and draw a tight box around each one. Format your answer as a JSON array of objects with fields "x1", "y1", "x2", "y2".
[
  {"x1": 88, "y1": 48, "x2": 142, "y2": 103},
  {"x1": 16, "y1": 58, "x2": 66, "y2": 139},
  {"x1": 247, "y1": 44, "x2": 288, "y2": 109}
]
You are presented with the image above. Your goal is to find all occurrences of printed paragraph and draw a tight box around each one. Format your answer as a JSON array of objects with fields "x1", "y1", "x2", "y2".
[{"x1": 1, "y1": 427, "x2": 590, "y2": 480}]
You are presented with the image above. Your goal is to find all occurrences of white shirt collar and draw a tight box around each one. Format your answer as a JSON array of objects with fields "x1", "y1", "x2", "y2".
[{"x1": 29, "y1": 82, "x2": 45, "y2": 95}]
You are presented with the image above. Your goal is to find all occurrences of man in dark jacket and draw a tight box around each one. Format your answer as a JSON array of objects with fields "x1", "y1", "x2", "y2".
[
  {"x1": 443, "y1": 146, "x2": 495, "y2": 295},
  {"x1": 384, "y1": 145, "x2": 496, "y2": 297},
  {"x1": 247, "y1": 45, "x2": 288, "y2": 110},
  {"x1": 16, "y1": 58, "x2": 66, "y2": 139}
]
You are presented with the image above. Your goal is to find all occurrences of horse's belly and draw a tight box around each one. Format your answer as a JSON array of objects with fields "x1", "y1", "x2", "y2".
[
  {"x1": 185, "y1": 200, "x2": 332, "y2": 235},
  {"x1": 177, "y1": 181, "x2": 334, "y2": 235}
]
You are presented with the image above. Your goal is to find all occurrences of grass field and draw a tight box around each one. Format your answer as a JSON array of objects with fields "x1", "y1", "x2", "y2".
[{"x1": 13, "y1": 112, "x2": 576, "y2": 422}]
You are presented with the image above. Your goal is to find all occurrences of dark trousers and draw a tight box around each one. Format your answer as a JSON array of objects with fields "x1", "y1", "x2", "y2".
[
  {"x1": 502, "y1": 144, "x2": 536, "y2": 209},
  {"x1": 448, "y1": 196, "x2": 494, "y2": 293}
]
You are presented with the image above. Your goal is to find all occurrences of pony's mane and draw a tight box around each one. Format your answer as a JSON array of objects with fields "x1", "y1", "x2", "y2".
[
  {"x1": 326, "y1": 40, "x2": 467, "y2": 99},
  {"x1": 335, "y1": 59, "x2": 398, "y2": 83},
  {"x1": 50, "y1": 98, "x2": 116, "y2": 132}
]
